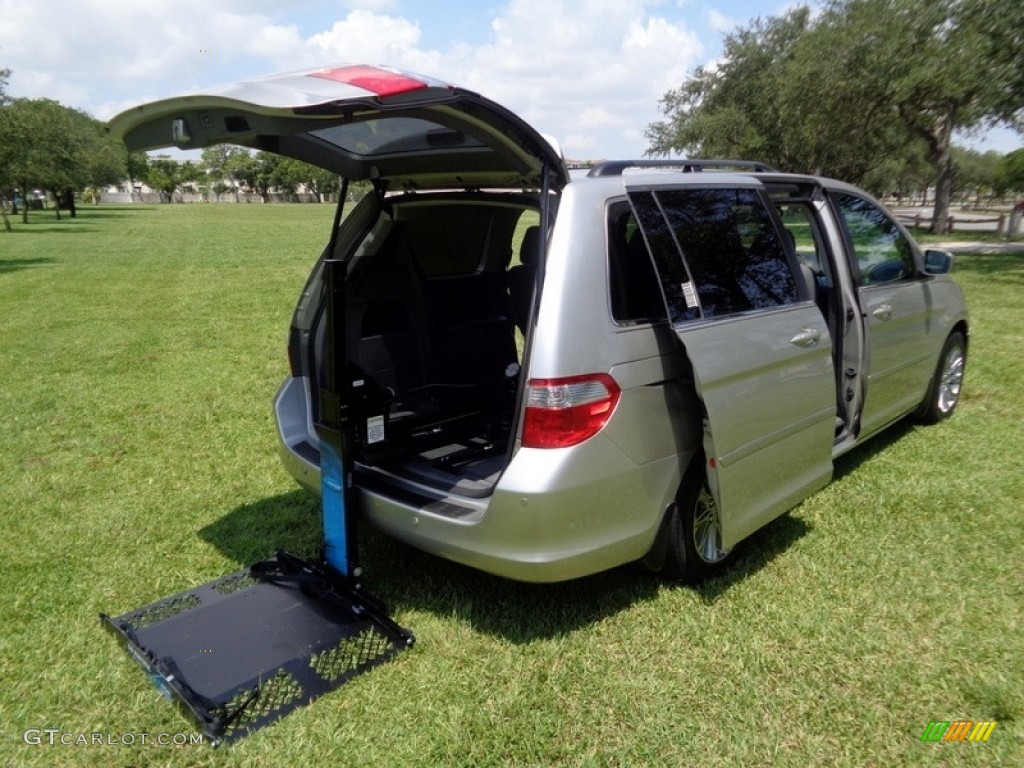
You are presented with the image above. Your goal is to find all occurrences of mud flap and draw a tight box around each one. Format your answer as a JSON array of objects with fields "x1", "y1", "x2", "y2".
[{"x1": 100, "y1": 551, "x2": 414, "y2": 745}]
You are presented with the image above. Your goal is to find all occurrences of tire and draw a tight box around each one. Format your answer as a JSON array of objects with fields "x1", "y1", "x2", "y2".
[
  {"x1": 915, "y1": 331, "x2": 966, "y2": 424},
  {"x1": 661, "y1": 465, "x2": 734, "y2": 584}
]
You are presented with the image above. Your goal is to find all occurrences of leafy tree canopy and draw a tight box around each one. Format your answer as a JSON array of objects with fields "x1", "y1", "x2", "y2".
[
  {"x1": 145, "y1": 156, "x2": 198, "y2": 203},
  {"x1": 0, "y1": 97, "x2": 126, "y2": 222},
  {"x1": 647, "y1": 0, "x2": 1024, "y2": 231},
  {"x1": 995, "y1": 148, "x2": 1024, "y2": 195}
]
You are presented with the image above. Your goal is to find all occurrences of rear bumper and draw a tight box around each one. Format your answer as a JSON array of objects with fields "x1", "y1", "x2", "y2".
[
  {"x1": 273, "y1": 376, "x2": 675, "y2": 582},
  {"x1": 274, "y1": 376, "x2": 321, "y2": 495}
]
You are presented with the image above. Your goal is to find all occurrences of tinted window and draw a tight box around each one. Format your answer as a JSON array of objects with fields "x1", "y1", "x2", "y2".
[
  {"x1": 628, "y1": 191, "x2": 700, "y2": 323},
  {"x1": 775, "y1": 201, "x2": 834, "y2": 288},
  {"x1": 312, "y1": 119, "x2": 487, "y2": 157},
  {"x1": 832, "y1": 192, "x2": 915, "y2": 285},
  {"x1": 629, "y1": 188, "x2": 798, "y2": 321},
  {"x1": 607, "y1": 201, "x2": 668, "y2": 324},
  {"x1": 402, "y1": 204, "x2": 494, "y2": 276}
]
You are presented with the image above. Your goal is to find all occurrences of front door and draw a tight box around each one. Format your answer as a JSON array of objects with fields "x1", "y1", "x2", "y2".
[
  {"x1": 828, "y1": 191, "x2": 936, "y2": 435},
  {"x1": 627, "y1": 184, "x2": 836, "y2": 548}
]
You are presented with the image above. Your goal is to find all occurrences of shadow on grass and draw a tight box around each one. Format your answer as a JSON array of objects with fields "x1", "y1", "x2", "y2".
[
  {"x1": 693, "y1": 512, "x2": 812, "y2": 604},
  {"x1": 73, "y1": 207, "x2": 159, "y2": 219},
  {"x1": 832, "y1": 419, "x2": 915, "y2": 480},
  {"x1": 7, "y1": 224, "x2": 93, "y2": 234},
  {"x1": 195, "y1": 412, "x2": 933, "y2": 641},
  {"x1": 197, "y1": 489, "x2": 660, "y2": 642},
  {"x1": 697, "y1": 417, "x2": 939, "y2": 604},
  {"x1": 691, "y1": 417, "x2": 935, "y2": 604},
  {"x1": 197, "y1": 488, "x2": 323, "y2": 565},
  {"x1": 6, "y1": 206, "x2": 161, "y2": 232},
  {"x1": 0, "y1": 256, "x2": 58, "y2": 273},
  {"x1": 197, "y1": 482, "x2": 809, "y2": 641}
]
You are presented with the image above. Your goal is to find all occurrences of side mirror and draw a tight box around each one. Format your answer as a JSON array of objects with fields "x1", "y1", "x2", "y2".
[{"x1": 923, "y1": 249, "x2": 955, "y2": 275}]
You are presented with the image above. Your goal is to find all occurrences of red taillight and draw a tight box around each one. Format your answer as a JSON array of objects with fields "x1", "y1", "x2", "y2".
[{"x1": 522, "y1": 374, "x2": 621, "y2": 449}]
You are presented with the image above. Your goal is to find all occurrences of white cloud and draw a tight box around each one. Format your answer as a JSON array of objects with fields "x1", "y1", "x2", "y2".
[
  {"x1": 580, "y1": 108, "x2": 614, "y2": 128},
  {"x1": 300, "y1": 10, "x2": 443, "y2": 73},
  {"x1": 243, "y1": 24, "x2": 306, "y2": 60},
  {"x1": 11, "y1": 0, "x2": 1010, "y2": 163},
  {"x1": 1, "y1": 0, "x2": 291, "y2": 91},
  {"x1": 0, "y1": 0, "x2": 701, "y2": 158},
  {"x1": 435, "y1": 0, "x2": 702, "y2": 158},
  {"x1": 706, "y1": 9, "x2": 737, "y2": 34}
]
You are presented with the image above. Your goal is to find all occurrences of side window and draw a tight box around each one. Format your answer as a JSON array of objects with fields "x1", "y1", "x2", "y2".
[
  {"x1": 628, "y1": 191, "x2": 700, "y2": 324},
  {"x1": 607, "y1": 200, "x2": 668, "y2": 324},
  {"x1": 832, "y1": 192, "x2": 915, "y2": 285},
  {"x1": 404, "y1": 204, "x2": 493, "y2": 277},
  {"x1": 776, "y1": 203, "x2": 825, "y2": 274},
  {"x1": 656, "y1": 188, "x2": 798, "y2": 319}
]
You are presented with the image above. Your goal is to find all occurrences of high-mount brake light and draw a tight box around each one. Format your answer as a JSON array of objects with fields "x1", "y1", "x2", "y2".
[
  {"x1": 522, "y1": 374, "x2": 621, "y2": 449},
  {"x1": 306, "y1": 65, "x2": 429, "y2": 97}
]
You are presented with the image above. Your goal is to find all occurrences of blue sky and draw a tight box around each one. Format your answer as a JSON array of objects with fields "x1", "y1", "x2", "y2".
[{"x1": 1, "y1": 0, "x2": 1019, "y2": 160}]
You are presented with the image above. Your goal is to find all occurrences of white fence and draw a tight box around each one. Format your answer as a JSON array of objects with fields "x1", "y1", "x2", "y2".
[{"x1": 890, "y1": 207, "x2": 1023, "y2": 237}]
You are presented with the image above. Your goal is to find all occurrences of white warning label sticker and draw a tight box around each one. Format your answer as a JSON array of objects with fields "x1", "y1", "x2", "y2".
[
  {"x1": 681, "y1": 281, "x2": 698, "y2": 309},
  {"x1": 367, "y1": 415, "x2": 385, "y2": 444}
]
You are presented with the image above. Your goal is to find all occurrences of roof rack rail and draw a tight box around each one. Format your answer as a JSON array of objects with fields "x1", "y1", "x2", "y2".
[{"x1": 587, "y1": 159, "x2": 778, "y2": 177}]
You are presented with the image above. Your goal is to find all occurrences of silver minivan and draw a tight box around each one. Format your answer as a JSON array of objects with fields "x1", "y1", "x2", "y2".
[{"x1": 111, "y1": 64, "x2": 968, "y2": 583}]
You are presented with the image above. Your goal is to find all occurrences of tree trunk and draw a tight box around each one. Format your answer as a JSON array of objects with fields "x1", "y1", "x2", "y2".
[
  {"x1": 931, "y1": 135, "x2": 955, "y2": 234},
  {"x1": 906, "y1": 108, "x2": 956, "y2": 234}
]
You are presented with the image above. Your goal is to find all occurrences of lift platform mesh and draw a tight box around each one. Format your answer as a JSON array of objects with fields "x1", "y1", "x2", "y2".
[{"x1": 101, "y1": 550, "x2": 414, "y2": 745}]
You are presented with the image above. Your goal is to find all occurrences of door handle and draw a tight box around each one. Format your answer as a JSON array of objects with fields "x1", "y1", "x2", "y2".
[
  {"x1": 790, "y1": 328, "x2": 821, "y2": 347},
  {"x1": 872, "y1": 304, "x2": 893, "y2": 321}
]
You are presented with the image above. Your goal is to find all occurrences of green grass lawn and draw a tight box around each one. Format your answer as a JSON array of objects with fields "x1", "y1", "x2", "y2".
[{"x1": 1, "y1": 204, "x2": 1021, "y2": 767}]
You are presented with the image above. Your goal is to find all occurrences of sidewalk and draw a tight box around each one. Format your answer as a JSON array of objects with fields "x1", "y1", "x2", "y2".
[{"x1": 928, "y1": 241, "x2": 1024, "y2": 254}]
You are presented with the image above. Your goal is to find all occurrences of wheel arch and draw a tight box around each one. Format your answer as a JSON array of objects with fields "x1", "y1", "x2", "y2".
[{"x1": 639, "y1": 451, "x2": 707, "y2": 573}]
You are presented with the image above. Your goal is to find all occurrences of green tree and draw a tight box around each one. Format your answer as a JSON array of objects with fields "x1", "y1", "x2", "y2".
[
  {"x1": 0, "y1": 99, "x2": 83, "y2": 222},
  {"x1": 200, "y1": 145, "x2": 250, "y2": 202},
  {"x1": 994, "y1": 148, "x2": 1024, "y2": 196},
  {"x1": 124, "y1": 150, "x2": 149, "y2": 202},
  {"x1": 146, "y1": 156, "x2": 198, "y2": 203},
  {"x1": 0, "y1": 97, "x2": 126, "y2": 223},
  {"x1": 646, "y1": 7, "x2": 913, "y2": 182},
  {"x1": 825, "y1": 0, "x2": 1021, "y2": 231},
  {"x1": 234, "y1": 152, "x2": 343, "y2": 203},
  {"x1": 270, "y1": 157, "x2": 307, "y2": 201},
  {"x1": 648, "y1": 0, "x2": 1024, "y2": 232},
  {"x1": 861, "y1": 152, "x2": 933, "y2": 203},
  {"x1": 950, "y1": 148, "x2": 1002, "y2": 205},
  {"x1": 300, "y1": 164, "x2": 340, "y2": 202},
  {"x1": 646, "y1": 9, "x2": 819, "y2": 169},
  {"x1": 0, "y1": 69, "x2": 11, "y2": 230},
  {"x1": 232, "y1": 151, "x2": 275, "y2": 202},
  {"x1": 65, "y1": 121, "x2": 126, "y2": 214}
]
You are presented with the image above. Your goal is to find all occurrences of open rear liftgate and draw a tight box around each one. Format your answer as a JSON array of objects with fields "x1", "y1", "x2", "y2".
[{"x1": 101, "y1": 243, "x2": 414, "y2": 745}]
